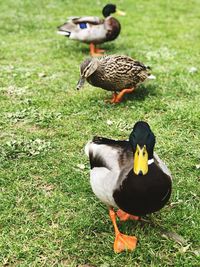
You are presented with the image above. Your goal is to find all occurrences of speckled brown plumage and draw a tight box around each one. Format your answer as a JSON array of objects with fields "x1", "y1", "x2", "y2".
[
  {"x1": 93, "y1": 55, "x2": 149, "y2": 91},
  {"x1": 78, "y1": 55, "x2": 152, "y2": 94}
]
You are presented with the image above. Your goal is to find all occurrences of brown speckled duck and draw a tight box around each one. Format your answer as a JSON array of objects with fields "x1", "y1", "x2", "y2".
[
  {"x1": 57, "y1": 4, "x2": 125, "y2": 56},
  {"x1": 85, "y1": 121, "x2": 172, "y2": 253},
  {"x1": 77, "y1": 55, "x2": 156, "y2": 103}
]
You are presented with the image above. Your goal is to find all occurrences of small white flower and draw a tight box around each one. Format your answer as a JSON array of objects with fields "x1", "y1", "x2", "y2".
[
  {"x1": 106, "y1": 120, "x2": 113, "y2": 125},
  {"x1": 188, "y1": 67, "x2": 197, "y2": 73},
  {"x1": 196, "y1": 164, "x2": 200, "y2": 169},
  {"x1": 38, "y1": 72, "x2": 46, "y2": 78}
]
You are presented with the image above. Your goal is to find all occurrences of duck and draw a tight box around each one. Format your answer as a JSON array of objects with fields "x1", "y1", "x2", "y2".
[
  {"x1": 77, "y1": 55, "x2": 156, "y2": 103},
  {"x1": 57, "y1": 4, "x2": 125, "y2": 56},
  {"x1": 85, "y1": 121, "x2": 172, "y2": 253}
]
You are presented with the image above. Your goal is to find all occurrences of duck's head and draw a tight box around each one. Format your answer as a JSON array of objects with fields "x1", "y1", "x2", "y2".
[
  {"x1": 129, "y1": 121, "x2": 156, "y2": 176},
  {"x1": 102, "y1": 4, "x2": 126, "y2": 18},
  {"x1": 77, "y1": 58, "x2": 99, "y2": 90}
]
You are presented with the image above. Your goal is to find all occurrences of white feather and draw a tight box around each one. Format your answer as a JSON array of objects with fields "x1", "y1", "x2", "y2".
[
  {"x1": 90, "y1": 167, "x2": 119, "y2": 207},
  {"x1": 148, "y1": 74, "x2": 156, "y2": 80},
  {"x1": 85, "y1": 141, "x2": 122, "y2": 207},
  {"x1": 57, "y1": 31, "x2": 70, "y2": 36},
  {"x1": 87, "y1": 142, "x2": 121, "y2": 171},
  {"x1": 84, "y1": 141, "x2": 91, "y2": 157},
  {"x1": 154, "y1": 152, "x2": 172, "y2": 180}
]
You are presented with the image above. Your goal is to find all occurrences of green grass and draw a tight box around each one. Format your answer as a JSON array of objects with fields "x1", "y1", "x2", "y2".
[{"x1": 0, "y1": 0, "x2": 200, "y2": 266}]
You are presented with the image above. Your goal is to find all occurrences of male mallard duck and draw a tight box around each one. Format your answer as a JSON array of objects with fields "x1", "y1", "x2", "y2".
[
  {"x1": 85, "y1": 121, "x2": 172, "y2": 253},
  {"x1": 57, "y1": 4, "x2": 125, "y2": 56},
  {"x1": 77, "y1": 55, "x2": 156, "y2": 103}
]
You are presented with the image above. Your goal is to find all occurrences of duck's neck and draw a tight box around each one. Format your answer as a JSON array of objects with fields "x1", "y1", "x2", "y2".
[
  {"x1": 148, "y1": 158, "x2": 154, "y2": 165},
  {"x1": 148, "y1": 150, "x2": 154, "y2": 165}
]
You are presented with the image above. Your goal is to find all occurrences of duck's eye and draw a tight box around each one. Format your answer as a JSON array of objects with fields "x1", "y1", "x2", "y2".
[
  {"x1": 137, "y1": 151, "x2": 139, "y2": 156},
  {"x1": 79, "y1": 23, "x2": 87, "y2": 29},
  {"x1": 143, "y1": 151, "x2": 146, "y2": 156}
]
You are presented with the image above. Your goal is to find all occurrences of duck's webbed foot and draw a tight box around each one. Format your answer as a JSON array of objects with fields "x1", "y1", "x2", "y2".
[
  {"x1": 105, "y1": 92, "x2": 117, "y2": 103},
  {"x1": 90, "y1": 43, "x2": 104, "y2": 57},
  {"x1": 114, "y1": 88, "x2": 135, "y2": 103},
  {"x1": 95, "y1": 47, "x2": 105, "y2": 53},
  {"x1": 116, "y1": 209, "x2": 140, "y2": 221},
  {"x1": 109, "y1": 208, "x2": 137, "y2": 253},
  {"x1": 105, "y1": 88, "x2": 135, "y2": 104}
]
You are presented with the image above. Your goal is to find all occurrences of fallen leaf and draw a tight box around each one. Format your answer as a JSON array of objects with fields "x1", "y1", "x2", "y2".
[
  {"x1": 191, "y1": 248, "x2": 200, "y2": 257},
  {"x1": 100, "y1": 264, "x2": 110, "y2": 267},
  {"x1": 42, "y1": 184, "x2": 55, "y2": 192},
  {"x1": 161, "y1": 230, "x2": 187, "y2": 245},
  {"x1": 179, "y1": 244, "x2": 190, "y2": 254},
  {"x1": 38, "y1": 72, "x2": 46, "y2": 78},
  {"x1": 77, "y1": 164, "x2": 85, "y2": 170}
]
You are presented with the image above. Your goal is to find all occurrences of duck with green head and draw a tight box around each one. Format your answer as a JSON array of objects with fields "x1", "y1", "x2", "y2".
[
  {"x1": 85, "y1": 121, "x2": 172, "y2": 253},
  {"x1": 57, "y1": 4, "x2": 125, "y2": 56}
]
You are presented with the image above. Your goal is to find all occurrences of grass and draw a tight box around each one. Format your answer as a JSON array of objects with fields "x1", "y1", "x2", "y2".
[{"x1": 0, "y1": 0, "x2": 200, "y2": 266}]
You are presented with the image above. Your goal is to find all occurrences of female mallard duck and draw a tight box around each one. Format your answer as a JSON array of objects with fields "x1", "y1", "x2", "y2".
[
  {"x1": 85, "y1": 121, "x2": 172, "y2": 253},
  {"x1": 77, "y1": 55, "x2": 156, "y2": 103},
  {"x1": 57, "y1": 4, "x2": 125, "y2": 56}
]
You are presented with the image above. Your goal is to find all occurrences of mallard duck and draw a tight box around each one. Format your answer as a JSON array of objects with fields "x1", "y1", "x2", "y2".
[
  {"x1": 77, "y1": 55, "x2": 156, "y2": 103},
  {"x1": 57, "y1": 4, "x2": 125, "y2": 56},
  {"x1": 85, "y1": 121, "x2": 172, "y2": 253}
]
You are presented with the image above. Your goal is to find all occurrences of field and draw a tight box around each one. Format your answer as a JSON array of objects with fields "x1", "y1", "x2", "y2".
[{"x1": 0, "y1": 0, "x2": 200, "y2": 266}]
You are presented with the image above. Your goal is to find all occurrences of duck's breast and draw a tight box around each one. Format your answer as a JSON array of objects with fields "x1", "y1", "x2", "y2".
[
  {"x1": 104, "y1": 17, "x2": 121, "y2": 41},
  {"x1": 113, "y1": 165, "x2": 172, "y2": 216}
]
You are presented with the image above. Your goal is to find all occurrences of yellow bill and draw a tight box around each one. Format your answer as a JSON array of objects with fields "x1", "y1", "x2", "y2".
[
  {"x1": 134, "y1": 144, "x2": 148, "y2": 175},
  {"x1": 116, "y1": 9, "x2": 126, "y2": 16}
]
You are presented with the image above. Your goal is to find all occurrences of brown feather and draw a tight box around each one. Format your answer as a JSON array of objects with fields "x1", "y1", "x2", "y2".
[{"x1": 80, "y1": 55, "x2": 152, "y2": 92}]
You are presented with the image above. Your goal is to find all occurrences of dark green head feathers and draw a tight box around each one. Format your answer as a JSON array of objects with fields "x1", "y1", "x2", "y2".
[
  {"x1": 102, "y1": 4, "x2": 117, "y2": 17},
  {"x1": 129, "y1": 121, "x2": 156, "y2": 157},
  {"x1": 129, "y1": 121, "x2": 156, "y2": 175}
]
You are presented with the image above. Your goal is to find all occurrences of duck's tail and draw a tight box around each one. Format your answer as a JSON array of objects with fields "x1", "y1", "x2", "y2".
[
  {"x1": 145, "y1": 65, "x2": 156, "y2": 80},
  {"x1": 146, "y1": 65, "x2": 151, "y2": 70},
  {"x1": 57, "y1": 23, "x2": 72, "y2": 37},
  {"x1": 147, "y1": 74, "x2": 156, "y2": 80}
]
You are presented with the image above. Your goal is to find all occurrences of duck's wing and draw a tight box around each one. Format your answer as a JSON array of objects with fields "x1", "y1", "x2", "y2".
[
  {"x1": 100, "y1": 55, "x2": 152, "y2": 85},
  {"x1": 154, "y1": 152, "x2": 172, "y2": 180},
  {"x1": 58, "y1": 16, "x2": 106, "y2": 42},
  {"x1": 102, "y1": 55, "x2": 149, "y2": 71},
  {"x1": 85, "y1": 136, "x2": 133, "y2": 208},
  {"x1": 68, "y1": 16, "x2": 103, "y2": 25},
  {"x1": 85, "y1": 136, "x2": 133, "y2": 172}
]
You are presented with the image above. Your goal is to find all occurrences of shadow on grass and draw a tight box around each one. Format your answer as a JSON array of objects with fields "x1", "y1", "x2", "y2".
[
  {"x1": 75, "y1": 84, "x2": 158, "y2": 108},
  {"x1": 100, "y1": 84, "x2": 157, "y2": 105},
  {"x1": 59, "y1": 40, "x2": 120, "y2": 57},
  {"x1": 124, "y1": 84, "x2": 157, "y2": 103}
]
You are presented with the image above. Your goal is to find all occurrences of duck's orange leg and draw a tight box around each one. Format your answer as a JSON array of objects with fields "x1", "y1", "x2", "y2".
[
  {"x1": 110, "y1": 92, "x2": 117, "y2": 103},
  {"x1": 95, "y1": 47, "x2": 105, "y2": 53},
  {"x1": 105, "y1": 92, "x2": 117, "y2": 103},
  {"x1": 89, "y1": 43, "x2": 104, "y2": 57},
  {"x1": 113, "y1": 88, "x2": 135, "y2": 103},
  {"x1": 117, "y1": 209, "x2": 140, "y2": 222},
  {"x1": 109, "y1": 208, "x2": 137, "y2": 253}
]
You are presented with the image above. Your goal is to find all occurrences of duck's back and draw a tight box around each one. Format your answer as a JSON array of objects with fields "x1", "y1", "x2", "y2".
[{"x1": 88, "y1": 55, "x2": 150, "y2": 91}]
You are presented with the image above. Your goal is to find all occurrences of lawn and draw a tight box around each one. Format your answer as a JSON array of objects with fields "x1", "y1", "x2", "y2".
[{"x1": 0, "y1": 0, "x2": 200, "y2": 266}]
